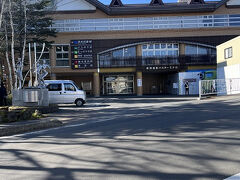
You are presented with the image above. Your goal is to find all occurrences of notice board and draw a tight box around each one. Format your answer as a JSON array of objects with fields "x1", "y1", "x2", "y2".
[{"x1": 71, "y1": 40, "x2": 93, "y2": 69}]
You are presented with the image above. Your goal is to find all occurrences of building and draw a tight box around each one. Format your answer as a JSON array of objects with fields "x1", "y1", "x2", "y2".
[
  {"x1": 217, "y1": 36, "x2": 240, "y2": 79},
  {"x1": 44, "y1": 0, "x2": 240, "y2": 96}
]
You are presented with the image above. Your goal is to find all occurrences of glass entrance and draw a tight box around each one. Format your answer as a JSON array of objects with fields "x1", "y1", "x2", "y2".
[{"x1": 103, "y1": 75, "x2": 134, "y2": 95}]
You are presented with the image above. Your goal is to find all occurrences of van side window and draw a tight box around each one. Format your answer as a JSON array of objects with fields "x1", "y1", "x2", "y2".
[
  {"x1": 64, "y1": 83, "x2": 76, "y2": 91},
  {"x1": 47, "y1": 84, "x2": 62, "y2": 91}
]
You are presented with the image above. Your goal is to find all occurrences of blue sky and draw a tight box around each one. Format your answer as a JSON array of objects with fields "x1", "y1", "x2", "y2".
[{"x1": 99, "y1": 0, "x2": 217, "y2": 5}]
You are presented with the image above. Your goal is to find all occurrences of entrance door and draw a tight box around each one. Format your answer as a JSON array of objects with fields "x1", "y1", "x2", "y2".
[{"x1": 103, "y1": 75, "x2": 134, "y2": 95}]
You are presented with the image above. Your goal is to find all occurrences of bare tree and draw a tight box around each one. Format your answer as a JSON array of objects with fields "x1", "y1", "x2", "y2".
[
  {"x1": 4, "y1": 21, "x2": 13, "y2": 92},
  {"x1": 8, "y1": 0, "x2": 17, "y2": 89},
  {"x1": 0, "y1": 0, "x2": 5, "y2": 29}
]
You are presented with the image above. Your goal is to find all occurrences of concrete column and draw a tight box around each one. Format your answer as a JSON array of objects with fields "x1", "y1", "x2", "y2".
[
  {"x1": 93, "y1": 72, "x2": 100, "y2": 97},
  {"x1": 51, "y1": 73, "x2": 57, "y2": 80},
  {"x1": 136, "y1": 45, "x2": 142, "y2": 66},
  {"x1": 50, "y1": 46, "x2": 56, "y2": 67},
  {"x1": 179, "y1": 43, "x2": 185, "y2": 55},
  {"x1": 136, "y1": 71, "x2": 143, "y2": 96}
]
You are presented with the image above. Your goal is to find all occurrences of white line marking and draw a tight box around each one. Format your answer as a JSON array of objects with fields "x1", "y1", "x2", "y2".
[
  {"x1": 224, "y1": 173, "x2": 240, "y2": 180},
  {"x1": 0, "y1": 117, "x2": 117, "y2": 139}
]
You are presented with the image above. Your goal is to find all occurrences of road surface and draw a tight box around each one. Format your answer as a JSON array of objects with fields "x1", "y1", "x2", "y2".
[{"x1": 0, "y1": 96, "x2": 240, "y2": 180}]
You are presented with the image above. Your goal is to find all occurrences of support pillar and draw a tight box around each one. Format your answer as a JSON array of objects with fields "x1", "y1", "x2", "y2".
[
  {"x1": 93, "y1": 72, "x2": 100, "y2": 97},
  {"x1": 136, "y1": 71, "x2": 143, "y2": 96}
]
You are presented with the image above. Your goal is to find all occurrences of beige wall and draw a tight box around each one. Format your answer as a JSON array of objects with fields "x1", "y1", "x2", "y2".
[{"x1": 217, "y1": 36, "x2": 240, "y2": 67}]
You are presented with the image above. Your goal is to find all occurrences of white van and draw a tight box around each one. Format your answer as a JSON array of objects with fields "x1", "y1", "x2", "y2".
[{"x1": 44, "y1": 80, "x2": 86, "y2": 107}]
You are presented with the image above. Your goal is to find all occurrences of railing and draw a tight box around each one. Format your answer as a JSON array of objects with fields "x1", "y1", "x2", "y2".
[
  {"x1": 51, "y1": 14, "x2": 240, "y2": 32},
  {"x1": 199, "y1": 78, "x2": 240, "y2": 99},
  {"x1": 181, "y1": 54, "x2": 216, "y2": 65},
  {"x1": 98, "y1": 54, "x2": 216, "y2": 68},
  {"x1": 99, "y1": 58, "x2": 137, "y2": 68}
]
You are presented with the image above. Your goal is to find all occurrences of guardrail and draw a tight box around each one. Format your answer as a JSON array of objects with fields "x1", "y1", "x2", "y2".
[
  {"x1": 199, "y1": 78, "x2": 240, "y2": 99},
  {"x1": 98, "y1": 55, "x2": 216, "y2": 68}
]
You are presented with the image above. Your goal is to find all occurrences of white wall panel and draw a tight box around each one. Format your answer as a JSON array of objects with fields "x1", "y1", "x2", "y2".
[{"x1": 55, "y1": 0, "x2": 96, "y2": 11}]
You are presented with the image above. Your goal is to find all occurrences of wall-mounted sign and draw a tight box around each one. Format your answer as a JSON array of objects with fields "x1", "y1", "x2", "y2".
[
  {"x1": 145, "y1": 65, "x2": 179, "y2": 71},
  {"x1": 137, "y1": 79, "x2": 142, "y2": 87},
  {"x1": 71, "y1": 40, "x2": 93, "y2": 69}
]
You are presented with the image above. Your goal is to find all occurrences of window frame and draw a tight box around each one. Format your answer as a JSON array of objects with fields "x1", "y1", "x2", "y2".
[
  {"x1": 55, "y1": 44, "x2": 70, "y2": 67},
  {"x1": 224, "y1": 47, "x2": 233, "y2": 59}
]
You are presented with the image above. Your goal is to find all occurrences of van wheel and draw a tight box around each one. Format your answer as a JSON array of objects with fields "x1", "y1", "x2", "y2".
[{"x1": 75, "y1": 99, "x2": 84, "y2": 107}]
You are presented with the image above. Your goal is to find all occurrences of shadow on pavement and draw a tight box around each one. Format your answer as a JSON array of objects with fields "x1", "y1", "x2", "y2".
[{"x1": 0, "y1": 96, "x2": 240, "y2": 180}]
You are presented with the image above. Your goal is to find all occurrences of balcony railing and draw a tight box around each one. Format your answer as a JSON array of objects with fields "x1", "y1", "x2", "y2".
[
  {"x1": 98, "y1": 54, "x2": 216, "y2": 68},
  {"x1": 181, "y1": 54, "x2": 216, "y2": 65}
]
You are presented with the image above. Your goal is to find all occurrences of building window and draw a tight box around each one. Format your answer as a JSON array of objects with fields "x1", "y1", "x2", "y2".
[
  {"x1": 142, "y1": 43, "x2": 179, "y2": 57},
  {"x1": 36, "y1": 46, "x2": 50, "y2": 66},
  {"x1": 56, "y1": 45, "x2": 69, "y2": 67},
  {"x1": 224, "y1": 47, "x2": 233, "y2": 59},
  {"x1": 99, "y1": 46, "x2": 136, "y2": 67},
  {"x1": 103, "y1": 75, "x2": 134, "y2": 95},
  {"x1": 185, "y1": 45, "x2": 215, "y2": 55}
]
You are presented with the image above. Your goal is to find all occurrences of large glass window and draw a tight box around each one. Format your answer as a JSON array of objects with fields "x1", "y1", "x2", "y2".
[
  {"x1": 113, "y1": 49, "x2": 123, "y2": 58},
  {"x1": 185, "y1": 45, "x2": 198, "y2": 55},
  {"x1": 185, "y1": 45, "x2": 214, "y2": 55},
  {"x1": 56, "y1": 45, "x2": 69, "y2": 67},
  {"x1": 103, "y1": 75, "x2": 134, "y2": 95},
  {"x1": 142, "y1": 43, "x2": 179, "y2": 57},
  {"x1": 124, "y1": 47, "x2": 136, "y2": 58},
  {"x1": 99, "y1": 46, "x2": 136, "y2": 67}
]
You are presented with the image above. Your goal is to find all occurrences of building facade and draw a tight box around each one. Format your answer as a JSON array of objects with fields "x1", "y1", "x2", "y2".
[
  {"x1": 217, "y1": 36, "x2": 240, "y2": 79},
  {"x1": 44, "y1": 0, "x2": 240, "y2": 96}
]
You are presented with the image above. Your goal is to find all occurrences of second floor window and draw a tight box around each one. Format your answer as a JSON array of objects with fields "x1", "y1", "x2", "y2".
[
  {"x1": 185, "y1": 45, "x2": 216, "y2": 56},
  {"x1": 56, "y1": 45, "x2": 69, "y2": 67},
  {"x1": 224, "y1": 47, "x2": 232, "y2": 59},
  {"x1": 142, "y1": 43, "x2": 179, "y2": 57}
]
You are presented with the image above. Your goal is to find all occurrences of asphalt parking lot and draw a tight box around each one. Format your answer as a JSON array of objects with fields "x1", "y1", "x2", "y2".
[{"x1": 0, "y1": 95, "x2": 240, "y2": 180}]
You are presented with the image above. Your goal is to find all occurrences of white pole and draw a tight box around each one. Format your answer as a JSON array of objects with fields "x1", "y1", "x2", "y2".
[
  {"x1": 28, "y1": 43, "x2": 32, "y2": 87},
  {"x1": 199, "y1": 80, "x2": 202, "y2": 100},
  {"x1": 34, "y1": 42, "x2": 38, "y2": 87}
]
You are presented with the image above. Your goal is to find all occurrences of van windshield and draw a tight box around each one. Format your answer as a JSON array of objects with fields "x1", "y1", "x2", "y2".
[{"x1": 73, "y1": 82, "x2": 81, "y2": 90}]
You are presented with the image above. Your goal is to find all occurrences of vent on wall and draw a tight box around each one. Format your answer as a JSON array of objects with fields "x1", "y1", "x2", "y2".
[
  {"x1": 109, "y1": 0, "x2": 123, "y2": 7},
  {"x1": 150, "y1": 0, "x2": 164, "y2": 6}
]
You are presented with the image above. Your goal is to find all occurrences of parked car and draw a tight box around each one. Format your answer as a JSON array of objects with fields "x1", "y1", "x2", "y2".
[{"x1": 44, "y1": 80, "x2": 86, "y2": 107}]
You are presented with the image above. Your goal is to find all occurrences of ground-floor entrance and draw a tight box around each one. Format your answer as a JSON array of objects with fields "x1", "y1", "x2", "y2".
[
  {"x1": 102, "y1": 75, "x2": 134, "y2": 95},
  {"x1": 52, "y1": 71, "x2": 180, "y2": 97},
  {"x1": 142, "y1": 72, "x2": 178, "y2": 95}
]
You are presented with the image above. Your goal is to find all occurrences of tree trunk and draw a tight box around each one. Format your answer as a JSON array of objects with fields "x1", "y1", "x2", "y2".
[
  {"x1": 0, "y1": 0, "x2": 5, "y2": 29},
  {"x1": 19, "y1": 0, "x2": 27, "y2": 88},
  {"x1": 4, "y1": 22, "x2": 13, "y2": 93},
  {"x1": 8, "y1": 0, "x2": 17, "y2": 89}
]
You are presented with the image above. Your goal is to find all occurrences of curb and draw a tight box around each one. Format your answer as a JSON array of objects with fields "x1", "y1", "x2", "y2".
[{"x1": 0, "y1": 120, "x2": 63, "y2": 137}]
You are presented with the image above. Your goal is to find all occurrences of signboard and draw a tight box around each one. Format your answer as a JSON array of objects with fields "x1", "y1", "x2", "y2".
[
  {"x1": 145, "y1": 65, "x2": 179, "y2": 71},
  {"x1": 183, "y1": 78, "x2": 196, "y2": 82},
  {"x1": 173, "y1": 83, "x2": 178, "y2": 89},
  {"x1": 137, "y1": 79, "x2": 142, "y2": 87},
  {"x1": 71, "y1": 40, "x2": 93, "y2": 69}
]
